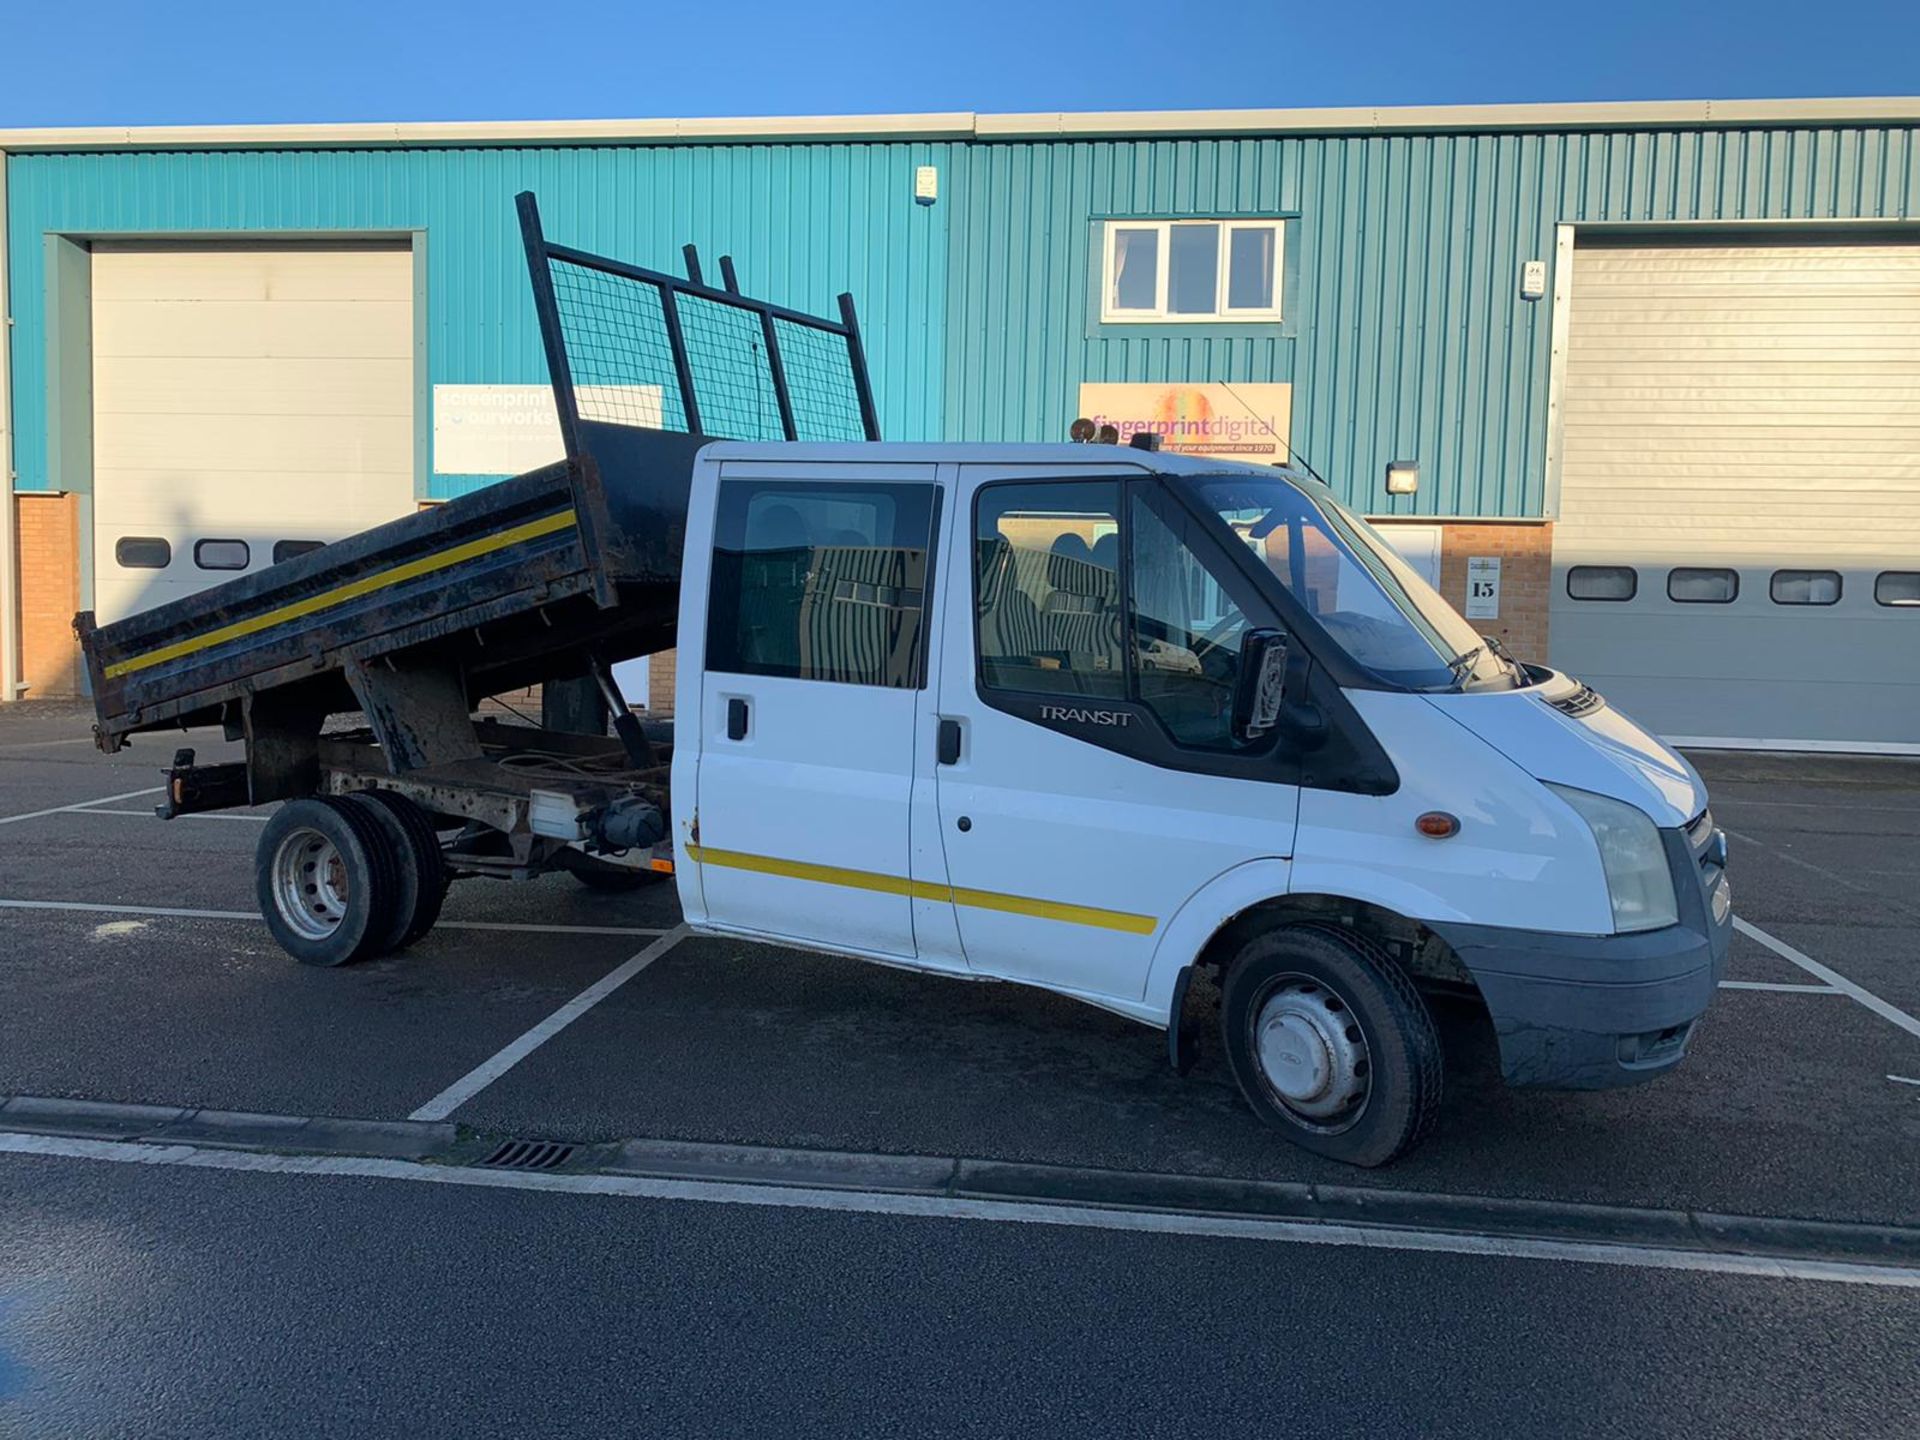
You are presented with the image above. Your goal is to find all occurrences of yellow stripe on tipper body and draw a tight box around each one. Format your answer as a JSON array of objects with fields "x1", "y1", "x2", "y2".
[
  {"x1": 104, "y1": 509, "x2": 579, "y2": 680},
  {"x1": 683, "y1": 843, "x2": 1156, "y2": 936}
]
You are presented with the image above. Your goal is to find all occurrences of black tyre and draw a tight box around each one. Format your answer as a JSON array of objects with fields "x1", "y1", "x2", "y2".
[
  {"x1": 1220, "y1": 922, "x2": 1442, "y2": 1168},
  {"x1": 255, "y1": 797, "x2": 403, "y2": 967},
  {"x1": 353, "y1": 789, "x2": 448, "y2": 946}
]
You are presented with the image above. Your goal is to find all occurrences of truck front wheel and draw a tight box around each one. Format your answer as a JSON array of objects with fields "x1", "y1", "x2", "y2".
[
  {"x1": 256, "y1": 797, "x2": 403, "y2": 966},
  {"x1": 1220, "y1": 922, "x2": 1442, "y2": 1167}
]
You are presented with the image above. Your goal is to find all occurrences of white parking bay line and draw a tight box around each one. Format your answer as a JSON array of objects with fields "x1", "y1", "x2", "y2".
[
  {"x1": 408, "y1": 925, "x2": 689, "y2": 1122},
  {"x1": 1718, "y1": 980, "x2": 1842, "y2": 994},
  {"x1": 0, "y1": 787, "x2": 164, "y2": 826},
  {"x1": 0, "y1": 897, "x2": 671, "y2": 939},
  {"x1": 0, "y1": 898, "x2": 257, "y2": 921},
  {"x1": 4, "y1": 1131, "x2": 1918, "y2": 1289},
  {"x1": 70, "y1": 807, "x2": 269, "y2": 823},
  {"x1": 1733, "y1": 916, "x2": 1920, "y2": 1043}
]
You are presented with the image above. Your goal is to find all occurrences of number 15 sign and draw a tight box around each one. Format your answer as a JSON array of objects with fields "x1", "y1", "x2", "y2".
[{"x1": 1465, "y1": 556, "x2": 1502, "y2": 619}]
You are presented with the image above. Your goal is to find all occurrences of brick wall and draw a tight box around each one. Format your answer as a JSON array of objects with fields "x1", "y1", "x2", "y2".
[
  {"x1": 648, "y1": 651, "x2": 674, "y2": 712},
  {"x1": 1435, "y1": 522, "x2": 1554, "y2": 663},
  {"x1": 17, "y1": 494, "x2": 83, "y2": 699}
]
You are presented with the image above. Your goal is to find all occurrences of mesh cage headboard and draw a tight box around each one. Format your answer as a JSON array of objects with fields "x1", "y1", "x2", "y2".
[{"x1": 517, "y1": 191, "x2": 880, "y2": 452}]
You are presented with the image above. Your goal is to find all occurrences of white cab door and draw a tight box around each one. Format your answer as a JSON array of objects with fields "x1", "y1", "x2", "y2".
[
  {"x1": 927, "y1": 467, "x2": 1300, "y2": 1004},
  {"x1": 688, "y1": 461, "x2": 944, "y2": 960}
]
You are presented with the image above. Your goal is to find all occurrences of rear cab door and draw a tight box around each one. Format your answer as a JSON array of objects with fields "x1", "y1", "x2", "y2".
[{"x1": 674, "y1": 454, "x2": 950, "y2": 963}]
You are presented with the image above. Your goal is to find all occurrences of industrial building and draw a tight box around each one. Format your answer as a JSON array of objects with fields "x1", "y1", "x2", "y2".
[{"x1": 2, "y1": 98, "x2": 1916, "y2": 750}]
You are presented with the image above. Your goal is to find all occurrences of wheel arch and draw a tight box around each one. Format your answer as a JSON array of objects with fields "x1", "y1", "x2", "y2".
[{"x1": 1146, "y1": 867, "x2": 1477, "y2": 1030}]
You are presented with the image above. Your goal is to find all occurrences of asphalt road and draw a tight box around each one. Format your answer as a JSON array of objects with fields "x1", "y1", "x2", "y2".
[
  {"x1": 3, "y1": 698, "x2": 1918, "y2": 1436},
  {"x1": 6, "y1": 1154, "x2": 1918, "y2": 1440}
]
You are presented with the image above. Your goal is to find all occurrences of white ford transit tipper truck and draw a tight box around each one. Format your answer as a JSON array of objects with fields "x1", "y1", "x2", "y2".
[{"x1": 81, "y1": 195, "x2": 1732, "y2": 1166}]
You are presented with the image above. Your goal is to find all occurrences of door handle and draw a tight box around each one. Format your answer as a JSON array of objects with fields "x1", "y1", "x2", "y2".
[
  {"x1": 937, "y1": 718, "x2": 962, "y2": 766},
  {"x1": 727, "y1": 697, "x2": 750, "y2": 741}
]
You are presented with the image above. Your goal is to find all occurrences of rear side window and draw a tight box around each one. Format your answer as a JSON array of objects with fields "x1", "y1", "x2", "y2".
[
  {"x1": 114, "y1": 537, "x2": 171, "y2": 569},
  {"x1": 706, "y1": 479, "x2": 937, "y2": 688},
  {"x1": 273, "y1": 540, "x2": 326, "y2": 564},
  {"x1": 1770, "y1": 569, "x2": 1841, "y2": 606},
  {"x1": 194, "y1": 539, "x2": 250, "y2": 571},
  {"x1": 974, "y1": 480, "x2": 1125, "y2": 699},
  {"x1": 1874, "y1": 572, "x2": 1920, "y2": 607},
  {"x1": 1667, "y1": 567, "x2": 1738, "y2": 604},
  {"x1": 1567, "y1": 565, "x2": 1636, "y2": 602}
]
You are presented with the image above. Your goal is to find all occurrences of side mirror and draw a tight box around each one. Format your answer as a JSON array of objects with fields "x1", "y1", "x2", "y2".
[{"x1": 1233, "y1": 628, "x2": 1288, "y2": 741}]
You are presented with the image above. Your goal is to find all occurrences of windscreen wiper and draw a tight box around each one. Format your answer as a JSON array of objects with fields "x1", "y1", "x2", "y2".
[{"x1": 1446, "y1": 645, "x2": 1484, "y2": 685}]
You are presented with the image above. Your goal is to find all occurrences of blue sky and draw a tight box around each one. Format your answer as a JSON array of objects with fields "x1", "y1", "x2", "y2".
[{"x1": 3, "y1": 0, "x2": 1917, "y2": 127}]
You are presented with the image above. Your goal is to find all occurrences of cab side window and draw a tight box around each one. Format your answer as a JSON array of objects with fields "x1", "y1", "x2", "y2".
[
  {"x1": 973, "y1": 479, "x2": 1275, "y2": 755},
  {"x1": 1129, "y1": 491, "x2": 1255, "y2": 750},
  {"x1": 706, "y1": 480, "x2": 937, "y2": 688},
  {"x1": 974, "y1": 481, "x2": 1125, "y2": 698}
]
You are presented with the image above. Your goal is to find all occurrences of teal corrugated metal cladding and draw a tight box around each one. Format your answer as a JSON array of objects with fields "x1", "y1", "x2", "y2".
[
  {"x1": 943, "y1": 125, "x2": 1919, "y2": 517},
  {"x1": 4, "y1": 142, "x2": 953, "y2": 498},
  {"x1": 7, "y1": 125, "x2": 1918, "y2": 515}
]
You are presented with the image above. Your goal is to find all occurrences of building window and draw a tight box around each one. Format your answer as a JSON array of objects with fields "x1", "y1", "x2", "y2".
[
  {"x1": 273, "y1": 540, "x2": 326, "y2": 564},
  {"x1": 974, "y1": 480, "x2": 1125, "y2": 699},
  {"x1": 1874, "y1": 572, "x2": 1920, "y2": 607},
  {"x1": 114, "y1": 537, "x2": 171, "y2": 570},
  {"x1": 1567, "y1": 565, "x2": 1637, "y2": 602},
  {"x1": 193, "y1": 539, "x2": 250, "y2": 571},
  {"x1": 1667, "y1": 567, "x2": 1739, "y2": 604},
  {"x1": 1101, "y1": 220, "x2": 1283, "y2": 323},
  {"x1": 1770, "y1": 569, "x2": 1841, "y2": 606},
  {"x1": 705, "y1": 479, "x2": 937, "y2": 688}
]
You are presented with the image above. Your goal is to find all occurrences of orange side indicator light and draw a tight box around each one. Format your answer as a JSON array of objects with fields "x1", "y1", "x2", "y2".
[{"x1": 1415, "y1": 811, "x2": 1461, "y2": 839}]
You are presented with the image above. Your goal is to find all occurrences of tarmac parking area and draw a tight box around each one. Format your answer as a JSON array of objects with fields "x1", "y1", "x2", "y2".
[{"x1": 3, "y1": 698, "x2": 1918, "y2": 1232}]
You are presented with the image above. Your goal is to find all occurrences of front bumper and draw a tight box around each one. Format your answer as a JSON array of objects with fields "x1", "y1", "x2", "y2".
[{"x1": 1430, "y1": 819, "x2": 1733, "y2": 1090}]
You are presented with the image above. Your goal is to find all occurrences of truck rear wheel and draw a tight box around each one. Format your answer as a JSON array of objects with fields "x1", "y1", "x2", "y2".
[
  {"x1": 1220, "y1": 922, "x2": 1442, "y2": 1168},
  {"x1": 256, "y1": 797, "x2": 403, "y2": 967},
  {"x1": 351, "y1": 790, "x2": 448, "y2": 947}
]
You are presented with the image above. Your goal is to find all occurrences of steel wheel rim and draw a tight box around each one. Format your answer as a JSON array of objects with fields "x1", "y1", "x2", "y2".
[
  {"x1": 272, "y1": 827, "x2": 350, "y2": 941},
  {"x1": 1249, "y1": 973, "x2": 1371, "y2": 1134}
]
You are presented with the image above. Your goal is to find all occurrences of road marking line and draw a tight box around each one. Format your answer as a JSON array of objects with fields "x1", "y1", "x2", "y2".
[
  {"x1": 407, "y1": 925, "x2": 689, "y2": 1121},
  {"x1": 0, "y1": 735, "x2": 99, "y2": 751},
  {"x1": 1733, "y1": 916, "x2": 1920, "y2": 1043},
  {"x1": 1889, "y1": 1075, "x2": 1920, "y2": 1088},
  {"x1": 0, "y1": 897, "x2": 670, "y2": 939},
  {"x1": 2, "y1": 1130, "x2": 1916, "y2": 1289},
  {"x1": 0, "y1": 786, "x2": 164, "y2": 826},
  {"x1": 1717, "y1": 980, "x2": 1842, "y2": 994},
  {"x1": 436, "y1": 920, "x2": 671, "y2": 938},
  {"x1": 69, "y1": 807, "x2": 270, "y2": 822}
]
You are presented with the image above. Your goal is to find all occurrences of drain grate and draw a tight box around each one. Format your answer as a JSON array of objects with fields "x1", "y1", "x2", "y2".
[{"x1": 478, "y1": 1138, "x2": 578, "y2": 1171}]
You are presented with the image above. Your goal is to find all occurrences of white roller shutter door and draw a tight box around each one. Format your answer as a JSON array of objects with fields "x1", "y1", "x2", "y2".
[
  {"x1": 91, "y1": 242, "x2": 414, "y2": 625},
  {"x1": 1550, "y1": 237, "x2": 1920, "y2": 751}
]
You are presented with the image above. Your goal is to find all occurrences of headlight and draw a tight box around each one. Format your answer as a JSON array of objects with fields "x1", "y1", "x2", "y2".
[{"x1": 1546, "y1": 783, "x2": 1678, "y2": 934}]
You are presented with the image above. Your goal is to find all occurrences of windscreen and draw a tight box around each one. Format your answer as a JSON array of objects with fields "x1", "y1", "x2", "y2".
[{"x1": 1188, "y1": 474, "x2": 1514, "y2": 691}]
